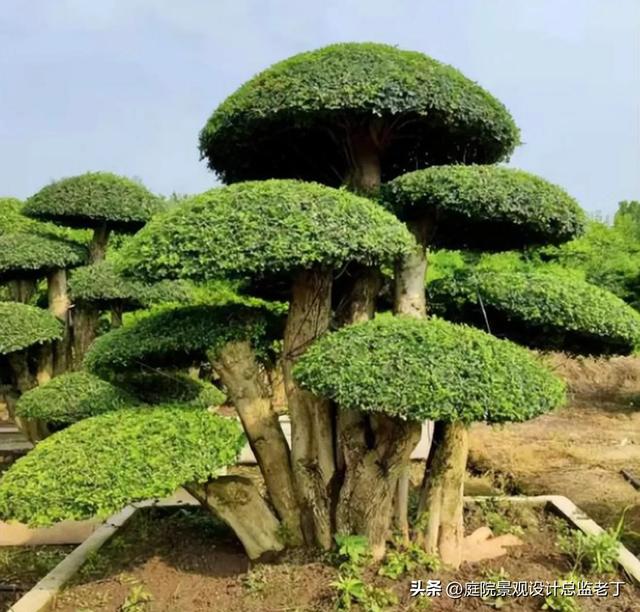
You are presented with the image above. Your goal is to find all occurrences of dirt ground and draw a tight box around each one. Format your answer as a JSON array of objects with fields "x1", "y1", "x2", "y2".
[
  {"x1": 466, "y1": 353, "x2": 640, "y2": 554},
  {"x1": 50, "y1": 505, "x2": 638, "y2": 612}
]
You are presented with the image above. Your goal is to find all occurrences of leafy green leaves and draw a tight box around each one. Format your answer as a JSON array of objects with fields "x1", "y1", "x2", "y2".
[
  {"x1": 430, "y1": 271, "x2": 640, "y2": 355},
  {"x1": 119, "y1": 180, "x2": 414, "y2": 282},
  {"x1": 199, "y1": 43, "x2": 520, "y2": 184},
  {"x1": 24, "y1": 172, "x2": 163, "y2": 231},
  {"x1": 382, "y1": 165, "x2": 585, "y2": 250},
  {"x1": 294, "y1": 315, "x2": 565, "y2": 424},
  {"x1": 15, "y1": 372, "x2": 133, "y2": 425},
  {"x1": 0, "y1": 302, "x2": 62, "y2": 355},
  {"x1": 0, "y1": 406, "x2": 245, "y2": 525}
]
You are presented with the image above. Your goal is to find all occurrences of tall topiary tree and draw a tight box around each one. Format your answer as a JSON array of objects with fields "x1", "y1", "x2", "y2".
[{"x1": 294, "y1": 316, "x2": 565, "y2": 564}]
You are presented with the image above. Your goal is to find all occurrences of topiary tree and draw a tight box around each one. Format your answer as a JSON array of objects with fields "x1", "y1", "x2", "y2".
[
  {"x1": 294, "y1": 315, "x2": 565, "y2": 564},
  {"x1": 0, "y1": 302, "x2": 63, "y2": 440},
  {"x1": 24, "y1": 172, "x2": 163, "y2": 263},
  {"x1": 0, "y1": 406, "x2": 280, "y2": 560},
  {"x1": 429, "y1": 270, "x2": 640, "y2": 355},
  {"x1": 14, "y1": 371, "x2": 133, "y2": 428}
]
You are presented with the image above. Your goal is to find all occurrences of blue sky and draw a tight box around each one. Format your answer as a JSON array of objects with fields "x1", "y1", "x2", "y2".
[{"x1": 1, "y1": 0, "x2": 638, "y2": 216}]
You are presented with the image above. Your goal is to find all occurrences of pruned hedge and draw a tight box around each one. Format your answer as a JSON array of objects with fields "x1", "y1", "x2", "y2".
[{"x1": 0, "y1": 302, "x2": 63, "y2": 355}]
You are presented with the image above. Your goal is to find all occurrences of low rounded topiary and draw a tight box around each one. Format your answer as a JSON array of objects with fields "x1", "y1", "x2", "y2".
[
  {"x1": 0, "y1": 232, "x2": 88, "y2": 281},
  {"x1": 84, "y1": 304, "x2": 280, "y2": 377},
  {"x1": 294, "y1": 315, "x2": 565, "y2": 423},
  {"x1": 0, "y1": 405, "x2": 245, "y2": 525},
  {"x1": 15, "y1": 372, "x2": 133, "y2": 425},
  {"x1": 199, "y1": 43, "x2": 519, "y2": 184},
  {"x1": 0, "y1": 302, "x2": 63, "y2": 355},
  {"x1": 24, "y1": 172, "x2": 162, "y2": 231},
  {"x1": 381, "y1": 165, "x2": 585, "y2": 250},
  {"x1": 429, "y1": 271, "x2": 640, "y2": 355},
  {"x1": 69, "y1": 260, "x2": 191, "y2": 310},
  {"x1": 119, "y1": 180, "x2": 415, "y2": 283}
]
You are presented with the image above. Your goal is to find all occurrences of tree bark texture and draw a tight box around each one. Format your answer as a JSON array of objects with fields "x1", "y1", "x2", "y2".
[
  {"x1": 188, "y1": 476, "x2": 284, "y2": 560},
  {"x1": 211, "y1": 340, "x2": 302, "y2": 545},
  {"x1": 344, "y1": 122, "x2": 384, "y2": 195},
  {"x1": 417, "y1": 421, "x2": 469, "y2": 568},
  {"x1": 89, "y1": 223, "x2": 111, "y2": 263},
  {"x1": 282, "y1": 267, "x2": 335, "y2": 549},
  {"x1": 47, "y1": 268, "x2": 71, "y2": 374},
  {"x1": 8, "y1": 279, "x2": 37, "y2": 304},
  {"x1": 72, "y1": 305, "x2": 100, "y2": 368},
  {"x1": 111, "y1": 306, "x2": 124, "y2": 329}
]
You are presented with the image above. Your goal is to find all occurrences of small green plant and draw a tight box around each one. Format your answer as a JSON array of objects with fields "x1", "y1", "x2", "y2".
[
  {"x1": 331, "y1": 575, "x2": 397, "y2": 612},
  {"x1": 481, "y1": 567, "x2": 510, "y2": 609},
  {"x1": 335, "y1": 534, "x2": 370, "y2": 567},
  {"x1": 541, "y1": 574, "x2": 583, "y2": 612},
  {"x1": 242, "y1": 567, "x2": 268, "y2": 596},
  {"x1": 477, "y1": 499, "x2": 525, "y2": 536},
  {"x1": 378, "y1": 539, "x2": 440, "y2": 579},
  {"x1": 556, "y1": 512, "x2": 625, "y2": 574},
  {"x1": 119, "y1": 584, "x2": 152, "y2": 611}
]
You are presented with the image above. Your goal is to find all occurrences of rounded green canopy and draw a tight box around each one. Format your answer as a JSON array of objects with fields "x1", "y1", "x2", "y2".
[
  {"x1": 24, "y1": 172, "x2": 163, "y2": 231},
  {"x1": 429, "y1": 271, "x2": 640, "y2": 355},
  {"x1": 15, "y1": 371, "x2": 133, "y2": 425},
  {"x1": 69, "y1": 260, "x2": 190, "y2": 311},
  {"x1": 0, "y1": 197, "x2": 28, "y2": 234},
  {"x1": 0, "y1": 406, "x2": 244, "y2": 525},
  {"x1": 381, "y1": 165, "x2": 585, "y2": 250},
  {"x1": 294, "y1": 315, "x2": 565, "y2": 424},
  {"x1": 84, "y1": 304, "x2": 280, "y2": 378},
  {"x1": 0, "y1": 232, "x2": 87, "y2": 281},
  {"x1": 119, "y1": 179, "x2": 415, "y2": 282},
  {"x1": 199, "y1": 43, "x2": 520, "y2": 185},
  {"x1": 0, "y1": 302, "x2": 63, "y2": 355}
]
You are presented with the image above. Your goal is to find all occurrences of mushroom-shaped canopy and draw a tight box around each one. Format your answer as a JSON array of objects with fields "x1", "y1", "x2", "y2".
[
  {"x1": 0, "y1": 302, "x2": 62, "y2": 355},
  {"x1": 84, "y1": 304, "x2": 281, "y2": 378},
  {"x1": 0, "y1": 406, "x2": 244, "y2": 525},
  {"x1": 429, "y1": 271, "x2": 640, "y2": 355},
  {"x1": 199, "y1": 43, "x2": 520, "y2": 184},
  {"x1": 15, "y1": 371, "x2": 133, "y2": 425},
  {"x1": 112, "y1": 371, "x2": 226, "y2": 407},
  {"x1": 0, "y1": 232, "x2": 88, "y2": 281},
  {"x1": 381, "y1": 165, "x2": 585, "y2": 250},
  {"x1": 120, "y1": 180, "x2": 415, "y2": 283},
  {"x1": 24, "y1": 172, "x2": 163, "y2": 231},
  {"x1": 69, "y1": 260, "x2": 191, "y2": 311},
  {"x1": 294, "y1": 315, "x2": 565, "y2": 424}
]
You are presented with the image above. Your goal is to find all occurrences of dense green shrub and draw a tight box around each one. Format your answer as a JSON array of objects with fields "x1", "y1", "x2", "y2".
[
  {"x1": 15, "y1": 372, "x2": 133, "y2": 425},
  {"x1": 84, "y1": 304, "x2": 280, "y2": 377},
  {"x1": 113, "y1": 371, "x2": 226, "y2": 407},
  {"x1": 119, "y1": 180, "x2": 414, "y2": 282},
  {"x1": 199, "y1": 43, "x2": 519, "y2": 184},
  {"x1": 382, "y1": 165, "x2": 585, "y2": 250},
  {"x1": 429, "y1": 271, "x2": 640, "y2": 354},
  {"x1": 69, "y1": 260, "x2": 191, "y2": 310},
  {"x1": 0, "y1": 232, "x2": 87, "y2": 280},
  {"x1": 0, "y1": 302, "x2": 62, "y2": 355},
  {"x1": 24, "y1": 172, "x2": 163, "y2": 230},
  {"x1": 0, "y1": 406, "x2": 245, "y2": 524},
  {"x1": 294, "y1": 315, "x2": 565, "y2": 423}
]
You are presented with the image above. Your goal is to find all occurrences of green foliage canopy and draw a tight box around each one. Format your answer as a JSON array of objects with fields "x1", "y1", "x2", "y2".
[
  {"x1": 119, "y1": 180, "x2": 415, "y2": 282},
  {"x1": 429, "y1": 271, "x2": 640, "y2": 355},
  {"x1": 382, "y1": 165, "x2": 585, "y2": 250},
  {"x1": 69, "y1": 261, "x2": 191, "y2": 311},
  {"x1": 15, "y1": 371, "x2": 133, "y2": 425},
  {"x1": 0, "y1": 406, "x2": 244, "y2": 525},
  {"x1": 84, "y1": 304, "x2": 280, "y2": 377},
  {"x1": 0, "y1": 302, "x2": 62, "y2": 355},
  {"x1": 24, "y1": 172, "x2": 163, "y2": 231},
  {"x1": 0, "y1": 232, "x2": 87, "y2": 281},
  {"x1": 294, "y1": 315, "x2": 565, "y2": 424},
  {"x1": 199, "y1": 43, "x2": 519, "y2": 184}
]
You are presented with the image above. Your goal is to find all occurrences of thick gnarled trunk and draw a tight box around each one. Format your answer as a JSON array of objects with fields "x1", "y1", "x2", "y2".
[
  {"x1": 417, "y1": 421, "x2": 469, "y2": 568},
  {"x1": 72, "y1": 305, "x2": 100, "y2": 368},
  {"x1": 188, "y1": 476, "x2": 284, "y2": 560},
  {"x1": 211, "y1": 340, "x2": 302, "y2": 545},
  {"x1": 47, "y1": 269, "x2": 71, "y2": 374},
  {"x1": 89, "y1": 223, "x2": 111, "y2": 263},
  {"x1": 282, "y1": 266, "x2": 335, "y2": 549}
]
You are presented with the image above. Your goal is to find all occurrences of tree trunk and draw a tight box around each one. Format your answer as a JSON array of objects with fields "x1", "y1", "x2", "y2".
[
  {"x1": 7, "y1": 351, "x2": 48, "y2": 442},
  {"x1": 337, "y1": 414, "x2": 421, "y2": 560},
  {"x1": 111, "y1": 305, "x2": 123, "y2": 329},
  {"x1": 8, "y1": 279, "x2": 37, "y2": 303},
  {"x1": 334, "y1": 265, "x2": 382, "y2": 327},
  {"x1": 36, "y1": 344, "x2": 53, "y2": 386},
  {"x1": 47, "y1": 268, "x2": 71, "y2": 374},
  {"x1": 417, "y1": 421, "x2": 469, "y2": 568},
  {"x1": 89, "y1": 223, "x2": 111, "y2": 263},
  {"x1": 344, "y1": 123, "x2": 383, "y2": 195},
  {"x1": 211, "y1": 340, "x2": 302, "y2": 545},
  {"x1": 282, "y1": 266, "x2": 335, "y2": 549},
  {"x1": 187, "y1": 476, "x2": 284, "y2": 560},
  {"x1": 72, "y1": 305, "x2": 100, "y2": 368}
]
